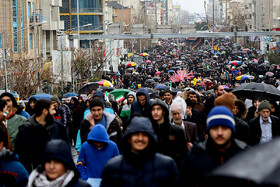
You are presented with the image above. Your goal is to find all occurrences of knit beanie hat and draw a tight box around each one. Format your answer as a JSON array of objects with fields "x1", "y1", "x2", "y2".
[
  {"x1": 206, "y1": 106, "x2": 236, "y2": 134},
  {"x1": 214, "y1": 92, "x2": 236, "y2": 111},
  {"x1": 258, "y1": 100, "x2": 271, "y2": 112},
  {"x1": 50, "y1": 96, "x2": 60, "y2": 103}
]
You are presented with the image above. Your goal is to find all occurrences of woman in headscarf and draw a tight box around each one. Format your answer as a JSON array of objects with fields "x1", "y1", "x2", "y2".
[
  {"x1": 28, "y1": 139, "x2": 90, "y2": 187},
  {"x1": 25, "y1": 97, "x2": 37, "y2": 116}
]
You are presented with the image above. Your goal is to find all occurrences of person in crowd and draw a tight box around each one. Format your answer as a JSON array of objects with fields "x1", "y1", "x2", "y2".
[
  {"x1": 69, "y1": 97, "x2": 83, "y2": 146},
  {"x1": 187, "y1": 90, "x2": 205, "y2": 117},
  {"x1": 246, "y1": 99, "x2": 260, "y2": 122},
  {"x1": 120, "y1": 92, "x2": 136, "y2": 132},
  {"x1": 249, "y1": 100, "x2": 280, "y2": 146},
  {"x1": 28, "y1": 139, "x2": 90, "y2": 187},
  {"x1": 0, "y1": 92, "x2": 27, "y2": 149},
  {"x1": 80, "y1": 97, "x2": 122, "y2": 146},
  {"x1": 214, "y1": 92, "x2": 251, "y2": 144},
  {"x1": 232, "y1": 99, "x2": 248, "y2": 120},
  {"x1": 25, "y1": 97, "x2": 37, "y2": 116},
  {"x1": 179, "y1": 106, "x2": 248, "y2": 187},
  {"x1": 170, "y1": 97, "x2": 198, "y2": 151},
  {"x1": 130, "y1": 88, "x2": 151, "y2": 117},
  {"x1": 15, "y1": 99, "x2": 68, "y2": 173},
  {"x1": 164, "y1": 89, "x2": 173, "y2": 109},
  {"x1": 150, "y1": 99, "x2": 188, "y2": 167},
  {"x1": 51, "y1": 96, "x2": 67, "y2": 127},
  {"x1": 101, "y1": 116, "x2": 179, "y2": 187},
  {"x1": 0, "y1": 99, "x2": 12, "y2": 151},
  {"x1": 269, "y1": 100, "x2": 280, "y2": 119},
  {"x1": 77, "y1": 124, "x2": 119, "y2": 181},
  {"x1": 0, "y1": 125, "x2": 29, "y2": 187},
  {"x1": 204, "y1": 84, "x2": 226, "y2": 115}
]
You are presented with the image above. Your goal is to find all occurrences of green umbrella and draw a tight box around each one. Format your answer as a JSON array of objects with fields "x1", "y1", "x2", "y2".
[{"x1": 109, "y1": 89, "x2": 131, "y2": 99}]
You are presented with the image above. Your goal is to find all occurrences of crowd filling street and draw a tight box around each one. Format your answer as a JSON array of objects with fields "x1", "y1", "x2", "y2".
[{"x1": 1, "y1": 38, "x2": 280, "y2": 186}]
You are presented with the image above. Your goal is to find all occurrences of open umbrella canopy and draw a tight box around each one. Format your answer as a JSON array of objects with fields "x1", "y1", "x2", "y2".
[
  {"x1": 126, "y1": 62, "x2": 136, "y2": 67},
  {"x1": 78, "y1": 82, "x2": 99, "y2": 95},
  {"x1": 96, "y1": 80, "x2": 113, "y2": 87},
  {"x1": 168, "y1": 70, "x2": 175, "y2": 73},
  {"x1": 265, "y1": 71, "x2": 274, "y2": 77},
  {"x1": 155, "y1": 71, "x2": 162, "y2": 76},
  {"x1": 146, "y1": 60, "x2": 151, "y2": 63},
  {"x1": 98, "y1": 86, "x2": 115, "y2": 92},
  {"x1": 109, "y1": 89, "x2": 131, "y2": 99},
  {"x1": 146, "y1": 79, "x2": 155, "y2": 83},
  {"x1": 235, "y1": 74, "x2": 255, "y2": 81},
  {"x1": 232, "y1": 82, "x2": 280, "y2": 101},
  {"x1": 28, "y1": 93, "x2": 53, "y2": 101},
  {"x1": 210, "y1": 137, "x2": 280, "y2": 186},
  {"x1": 64, "y1": 92, "x2": 78, "y2": 98},
  {"x1": 140, "y1": 53, "x2": 148, "y2": 56},
  {"x1": 229, "y1": 61, "x2": 242, "y2": 66},
  {"x1": 155, "y1": 84, "x2": 166, "y2": 90}
]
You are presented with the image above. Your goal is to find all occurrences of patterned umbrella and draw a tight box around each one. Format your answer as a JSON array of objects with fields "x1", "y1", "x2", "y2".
[
  {"x1": 126, "y1": 62, "x2": 136, "y2": 67},
  {"x1": 96, "y1": 80, "x2": 113, "y2": 87},
  {"x1": 229, "y1": 61, "x2": 242, "y2": 66},
  {"x1": 235, "y1": 74, "x2": 255, "y2": 81}
]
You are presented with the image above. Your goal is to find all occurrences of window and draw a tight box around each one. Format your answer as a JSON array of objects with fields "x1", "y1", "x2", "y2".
[
  {"x1": 28, "y1": 2, "x2": 31, "y2": 18},
  {"x1": 29, "y1": 33, "x2": 33, "y2": 49}
]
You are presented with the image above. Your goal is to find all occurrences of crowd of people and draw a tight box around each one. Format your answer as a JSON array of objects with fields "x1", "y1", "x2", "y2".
[{"x1": 1, "y1": 37, "x2": 280, "y2": 187}]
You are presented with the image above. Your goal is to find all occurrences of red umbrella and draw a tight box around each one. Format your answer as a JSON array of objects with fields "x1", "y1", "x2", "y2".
[
  {"x1": 126, "y1": 62, "x2": 136, "y2": 67},
  {"x1": 155, "y1": 71, "x2": 162, "y2": 76}
]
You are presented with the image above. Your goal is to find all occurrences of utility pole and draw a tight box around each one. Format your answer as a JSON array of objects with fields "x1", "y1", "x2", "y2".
[
  {"x1": 122, "y1": 0, "x2": 124, "y2": 34},
  {"x1": 77, "y1": 0, "x2": 80, "y2": 48},
  {"x1": 212, "y1": 0, "x2": 215, "y2": 32},
  {"x1": 33, "y1": 3, "x2": 37, "y2": 68},
  {"x1": 3, "y1": 0, "x2": 7, "y2": 91},
  {"x1": 61, "y1": 41, "x2": 64, "y2": 97},
  {"x1": 165, "y1": 0, "x2": 168, "y2": 25}
]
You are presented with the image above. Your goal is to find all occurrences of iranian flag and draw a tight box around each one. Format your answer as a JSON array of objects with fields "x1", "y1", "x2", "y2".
[{"x1": 116, "y1": 95, "x2": 125, "y2": 103}]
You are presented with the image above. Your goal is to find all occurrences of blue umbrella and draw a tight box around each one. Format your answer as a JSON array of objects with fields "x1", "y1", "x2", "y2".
[
  {"x1": 155, "y1": 84, "x2": 167, "y2": 90},
  {"x1": 28, "y1": 93, "x2": 53, "y2": 100},
  {"x1": 64, "y1": 92, "x2": 78, "y2": 98},
  {"x1": 168, "y1": 70, "x2": 175, "y2": 73}
]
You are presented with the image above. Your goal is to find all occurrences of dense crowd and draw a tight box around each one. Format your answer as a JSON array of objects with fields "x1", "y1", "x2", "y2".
[{"x1": 1, "y1": 38, "x2": 280, "y2": 187}]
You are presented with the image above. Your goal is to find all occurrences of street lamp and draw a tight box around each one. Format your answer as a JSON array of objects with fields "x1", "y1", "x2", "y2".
[{"x1": 3, "y1": 21, "x2": 47, "y2": 92}]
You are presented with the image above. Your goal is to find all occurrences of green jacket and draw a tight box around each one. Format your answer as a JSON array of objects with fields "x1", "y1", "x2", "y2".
[{"x1": 7, "y1": 114, "x2": 26, "y2": 149}]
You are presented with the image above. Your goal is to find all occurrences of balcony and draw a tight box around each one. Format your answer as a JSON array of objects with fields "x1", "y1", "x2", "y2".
[{"x1": 29, "y1": 14, "x2": 45, "y2": 25}]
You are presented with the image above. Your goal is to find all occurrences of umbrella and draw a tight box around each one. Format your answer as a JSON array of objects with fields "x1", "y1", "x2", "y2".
[
  {"x1": 210, "y1": 137, "x2": 280, "y2": 185},
  {"x1": 146, "y1": 79, "x2": 155, "y2": 83},
  {"x1": 265, "y1": 71, "x2": 274, "y2": 77},
  {"x1": 28, "y1": 93, "x2": 53, "y2": 101},
  {"x1": 64, "y1": 92, "x2": 78, "y2": 98},
  {"x1": 142, "y1": 87, "x2": 158, "y2": 94},
  {"x1": 155, "y1": 84, "x2": 167, "y2": 90},
  {"x1": 229, "y1": 61, "x2": 242, "y2": 66},
  {"x1": 78, "y1": 82, "x2": 99, "y2": 95},
  {"x1": 232, "y1": 82, "x2": 280, "y2": 101},
  {"x1": 153, "y1": 77, "x2": 161, "y2": 81},
  {"x1": 98, "y1": 86, "x2": 115, "y2": 92},
  {"x1": 140, "y1": 53, "x2": 148, "y2": 56},
  {"x1": 168, "y1": 70, "x2": 175, "y2": 73},
  {"x1": 110, "y1": 89, "x2": 131, "y2": 99},
  {"x1": 126, "y1": 62, "x2": 136, "y2": 67},
  {"x1": 155, "y1": 71, "x2": 162, "y2": 76},
  {"x1": 146, "y1": 60, "x2": 151, "y2": 63},
  {"x1": 124, "y1": 73, "x2": 132, "y2": 76},
  {"x1": 126, "y1": 68, "x2": 134, "y2": 71},
  {"x1": 258, "y1": 63, "x2": 270, "y2": 68},
  {"x1": 235, "y1": 74, "x2": 255, "y2": 81},
  {"x1": 96, "y1": 80, "x2": 113, "y2": 87}
]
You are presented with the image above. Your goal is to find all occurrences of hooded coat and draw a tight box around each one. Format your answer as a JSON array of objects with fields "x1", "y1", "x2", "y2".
[
  {"x1": 77, "y1": 125, "x2": 119, "y2": 180},
  {"x1": 0, "y1": 147, "x2": 29, "y2": 187},
  {"x1": 120, "y1": 92, "x2": 136, "y2": 131},
  {"x1": 28, "y1": 139, "x2": 90, "y2": 187},
  {"x1": 101, "y1": 116, "x2": 179, "y2": 187},
  {"x1": 130, "y1": 88, "x2": 151, "y2": 117},
  {"x1": 150, "y1": 99, "x2": 188, "y2": 167}
]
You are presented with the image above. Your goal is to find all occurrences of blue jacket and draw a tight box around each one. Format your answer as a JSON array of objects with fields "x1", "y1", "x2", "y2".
[
  {"x1": 0, "y1": 147, "x2": 29, "y2": 186},
  {"x1": 77, "y1": 124, "x2": 119, "y2": 181},
  {"x1": 130, "y1": 88, "x2": 151, "y2": 117}
]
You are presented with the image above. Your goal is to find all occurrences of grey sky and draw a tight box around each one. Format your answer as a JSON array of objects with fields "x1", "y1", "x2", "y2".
[{"x1": 174, "y1": 0, "x2": 208, "y2": 14}]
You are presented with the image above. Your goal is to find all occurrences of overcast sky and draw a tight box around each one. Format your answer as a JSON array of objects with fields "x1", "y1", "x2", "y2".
[{"x1": 174, "y1": 0, "x2": 208, "y2": 14}]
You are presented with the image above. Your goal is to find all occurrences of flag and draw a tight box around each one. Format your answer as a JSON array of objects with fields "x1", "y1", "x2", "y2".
[
  {"x1": 116, "y1": 95, "x2": 125, "y2": 103},
  {"x1": 170, "y1": 81, "x2": 172, "y2": 91},
  {"x1": 105, "y1": 91, "x2": 109, "y2": 102}
]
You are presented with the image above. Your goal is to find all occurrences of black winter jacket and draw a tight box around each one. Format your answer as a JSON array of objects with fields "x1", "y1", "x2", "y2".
[
  {"x1": 101, "y1": 116, "x2": 179, "y2": 187},
  {"x1": 15, "y1": 115, "x2": 68, "y2": 173}
]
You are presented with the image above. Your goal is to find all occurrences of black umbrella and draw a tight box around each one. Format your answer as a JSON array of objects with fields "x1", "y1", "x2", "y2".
[
  {"x1": 142, "y1": 87, "x2": 158, "y2": 94},
  {"x1": 210, "y1": 137, "x2": 280, "y2": 186},
  {"x1": 153, "y1": 77, "x2": 161, "y2": 81},
  {"x1": 78, "y1": 82, "x2": 99, "y2": 95},
  {"x1": 258, "y1": 63, "x2": 270, "y2": 68},
  {"x1": 146, "y1": 79, "x2": 155, "y2": 83},
  {"x1": 124, "y1": 73, "x2": 131, "y2": 76},
  {"x1": 98, "y1": 86, "x2": 115, "y2": 92},
  {"x1": 232, "y1": 82, "x2": 280, "y2": 101}
]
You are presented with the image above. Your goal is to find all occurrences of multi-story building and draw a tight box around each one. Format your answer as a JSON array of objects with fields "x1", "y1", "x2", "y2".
[
  {"x1": 272, "y1": 0, "x2": 280, "y2": 31},
  {"x1": 60, "y1": 0, "x2": 104, "y2": 47},
  {"x1": 0, "y1": 0, "x2": 44, "y2": 60}
]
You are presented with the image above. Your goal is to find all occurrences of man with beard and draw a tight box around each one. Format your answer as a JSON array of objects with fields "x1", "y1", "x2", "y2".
[
  {"x1": 15, "y1": 99, "x2": 68, "y2": 173},
  {"x1": 101, "y1": 116, "x2": 179, "y2": 186},
  {"x1": 179, "y1": 106, "x2": 247, "y2": 187},
  {"x1": 204, "y1": 84, "x2": 225, "y2": 116}
]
